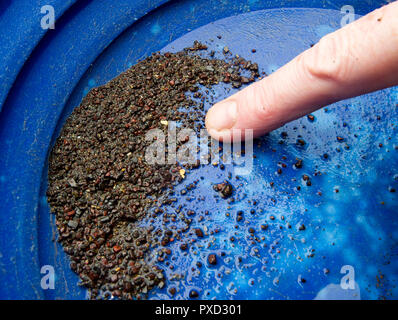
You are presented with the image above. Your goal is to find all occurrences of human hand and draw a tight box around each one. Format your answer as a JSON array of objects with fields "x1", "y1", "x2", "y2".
[{"x1": 205, "y1": 1, "x2": 398, "y2": 141}]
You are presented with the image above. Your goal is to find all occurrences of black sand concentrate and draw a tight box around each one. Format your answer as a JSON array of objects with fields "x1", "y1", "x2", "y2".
[{"x1": 47, "y1": 42, "x2": 259, "y2": 299}]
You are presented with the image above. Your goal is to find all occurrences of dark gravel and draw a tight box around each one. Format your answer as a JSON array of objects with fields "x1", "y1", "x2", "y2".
[{"x1": 47, "y1": 42, "x2": 259, "y2": 299}]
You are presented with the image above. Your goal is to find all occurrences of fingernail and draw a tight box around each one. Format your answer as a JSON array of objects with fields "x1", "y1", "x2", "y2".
[{"x1": 206, "y1": 100, "x2": 237, "y2": 131}]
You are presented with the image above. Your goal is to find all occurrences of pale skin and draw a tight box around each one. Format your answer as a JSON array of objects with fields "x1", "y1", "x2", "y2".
[{"x1": 205, "y1": 1, "x2": 398, "y2": 141}]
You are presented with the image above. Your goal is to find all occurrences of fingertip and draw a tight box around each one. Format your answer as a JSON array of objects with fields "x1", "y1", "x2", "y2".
[
  {"x1": 205, "y1": 100, "x2": 237, "y2": 132},
  {"x1": 206, "y1": 128, "x2": 233, "y2": 142}
]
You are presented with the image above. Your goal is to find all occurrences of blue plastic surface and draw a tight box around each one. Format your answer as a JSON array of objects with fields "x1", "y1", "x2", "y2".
[{"x1": 0, "y1": 0, "x2": 397, "y2": 300}]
